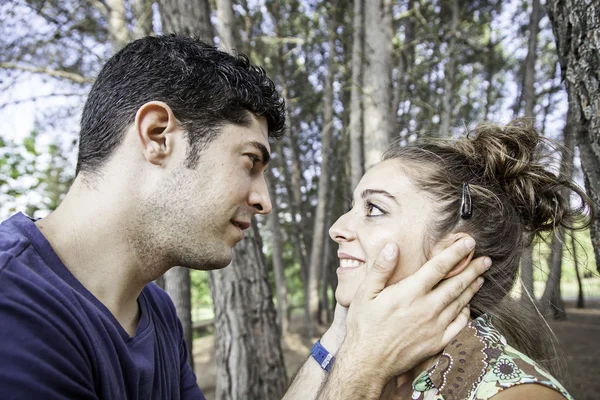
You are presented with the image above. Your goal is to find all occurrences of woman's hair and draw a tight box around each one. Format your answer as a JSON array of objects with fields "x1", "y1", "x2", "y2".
[{"x1": 383, "y1": 118, "x2": 592, "y2": 375}]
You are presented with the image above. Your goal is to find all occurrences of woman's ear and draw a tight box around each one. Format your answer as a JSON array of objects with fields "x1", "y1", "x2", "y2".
[{"x1": 430, "y1": 233, "x2": 476, "y2": 279}]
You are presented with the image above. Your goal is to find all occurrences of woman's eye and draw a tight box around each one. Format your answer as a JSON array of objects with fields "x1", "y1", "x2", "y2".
[{"x1": 366, "y1": 202, "x2": 385, "y2": 217}]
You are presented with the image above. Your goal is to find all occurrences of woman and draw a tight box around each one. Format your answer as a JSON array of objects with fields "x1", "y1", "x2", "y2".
[{"x1": 330, "y1": 118, "x2": 589, "y2": 399}]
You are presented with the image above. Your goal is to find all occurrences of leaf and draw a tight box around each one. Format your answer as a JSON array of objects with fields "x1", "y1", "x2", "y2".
[{"x1": 23, "y1": 137, "x2": 38, "y2": 156}]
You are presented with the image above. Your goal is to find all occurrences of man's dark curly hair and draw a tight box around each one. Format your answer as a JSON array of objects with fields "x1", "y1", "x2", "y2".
[{"x1": 77, "y1": 34, "x2": 286, "y2": 175}]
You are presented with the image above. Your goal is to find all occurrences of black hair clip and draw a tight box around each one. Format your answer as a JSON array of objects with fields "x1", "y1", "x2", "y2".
[{"x1": 461, "y1": 182, "x2": 473, "y2": 219}]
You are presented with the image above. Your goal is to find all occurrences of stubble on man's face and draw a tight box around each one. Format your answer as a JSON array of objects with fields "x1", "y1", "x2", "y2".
[{"x1": 132, "y1": 164, "x2": 235, "y2": 276}]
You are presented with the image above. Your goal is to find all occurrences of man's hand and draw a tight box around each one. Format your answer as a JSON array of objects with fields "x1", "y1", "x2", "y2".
[{"x1": 320, "y1": 238, "x2": 490, "y2": 398}]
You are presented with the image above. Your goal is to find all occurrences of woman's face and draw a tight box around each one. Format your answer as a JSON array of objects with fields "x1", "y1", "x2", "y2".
[{"x1": 329, "y1": 159, "x2": 437, "y2": 307}]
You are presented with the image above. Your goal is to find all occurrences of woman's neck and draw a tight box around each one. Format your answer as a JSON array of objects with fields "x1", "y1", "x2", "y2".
[{"x1": 380, "y1": 354, "x2": 441, "y2": 400}]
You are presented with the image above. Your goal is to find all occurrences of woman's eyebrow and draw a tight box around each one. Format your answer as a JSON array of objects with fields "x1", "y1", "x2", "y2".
[{"x1": 361, "y1": 189, "x2": 399, "y2": 204}]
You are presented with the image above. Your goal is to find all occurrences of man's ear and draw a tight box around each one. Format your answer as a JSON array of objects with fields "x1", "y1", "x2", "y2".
[
  {"x1": 135, "y1": 101, "x2": 180, "y2": 166},
  {"x1": 430, "y1": 233, "x2": 476, "y2": 279}
]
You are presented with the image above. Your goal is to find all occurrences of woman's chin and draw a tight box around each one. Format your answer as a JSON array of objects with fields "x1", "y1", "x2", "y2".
[{"x1": 334, "y1": 288, "x2": 355, "y2": 308}]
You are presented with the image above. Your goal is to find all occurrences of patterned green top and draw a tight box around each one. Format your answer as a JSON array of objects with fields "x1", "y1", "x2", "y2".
[{"x1": 410, "y1": 315, "x2": 572, "y2": 400}]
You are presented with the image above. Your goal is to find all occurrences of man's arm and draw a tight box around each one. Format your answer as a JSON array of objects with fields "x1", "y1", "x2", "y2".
[
  {"x1": 283, "y1": 305, "x2": 347, "y2": 400},
  {"x1": 283, "y1": 237, "x2": 490, "y2": 400}
]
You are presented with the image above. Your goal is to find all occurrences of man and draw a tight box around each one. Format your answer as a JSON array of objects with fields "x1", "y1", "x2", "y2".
[{"x1": 0, "y1": 35, "x2": 488, "y2": 399}]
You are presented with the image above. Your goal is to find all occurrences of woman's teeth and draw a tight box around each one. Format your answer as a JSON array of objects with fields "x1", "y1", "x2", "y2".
[{"x1": 339, "y1": 259, "x2": 364, "y2": 268}]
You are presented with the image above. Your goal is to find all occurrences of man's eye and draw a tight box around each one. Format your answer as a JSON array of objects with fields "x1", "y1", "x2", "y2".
[
  {"x1": 246, "y1": 154, "x2": 260, "y2": 168},
  {"x1": 366, "y1": 202, "x2": 385, "y2": 217}
]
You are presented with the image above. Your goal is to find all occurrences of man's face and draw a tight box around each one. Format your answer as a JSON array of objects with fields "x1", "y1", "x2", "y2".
[{"x1": 140, "y1": 114, "x2": 272, "y2": 270}]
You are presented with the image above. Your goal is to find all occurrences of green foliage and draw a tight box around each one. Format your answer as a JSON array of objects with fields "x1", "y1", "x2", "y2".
[{"x1": 0, "y1": 131, "x2": 74, "y2": 220}]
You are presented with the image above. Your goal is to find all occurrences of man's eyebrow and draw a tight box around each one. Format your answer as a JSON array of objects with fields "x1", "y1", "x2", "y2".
[
  {"x1": 247, "y1": 141, "x2": 271, "y2": 165},
  {"x1": 361, "y1": 189, "x2": 399, "y2": 204}
]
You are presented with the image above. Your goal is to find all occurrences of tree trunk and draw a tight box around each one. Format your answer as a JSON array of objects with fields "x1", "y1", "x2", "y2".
[
  {"x1": 524, "y1": 0, "x2": 541, "y2": 119},
  {"x1": 216, "y1": 0, "x2": 236, "y2": 52},
  {"x1": 572, "y1": 229, "x2": 585, "y2": 308},
  {"x1": 163, "y1": 268, "x2": 193, "y2": 367},
  {"x1": 362, "y1": 0, "x2": 393, "y2": 170},
  {"x1": 208, "y1": 3, "x2": 287, "y2": 397},
  {"x1": 547, "y1": 0, "x2": 600, "y2": 274},
  {"x1": 159, "y1": 0, "x2": 214, "y2": 42},
  {"x1": 519, "y1": 0, "x2": 542, "y2": 302},
  {"x1": 307, "y1": 13, "x2": 336, "y2": 335},
  {"x1": 266, "y1": 168, "x2": 289, "y2": 334},
  {"x1": 540, "y1": 110, "x2": 574, "y2": 320},
  {"x1": 103, "y1": 0, "x2": 129, "y2": 50},
  {"x1": 265, "y1": 0, "x2": 311, "y2": 323},
  {"x1": 209, "y1": 221, "x2": 287, "y2": 400},
  {"x1": 349, "y1": 0, "x2": 364, "y2": 190},
  {"x1": 132, "y1": 0, "x2": 154, "y2": 39},
  {"x1": 438, "y1": 0, "x2": 459, "y2": 137}
]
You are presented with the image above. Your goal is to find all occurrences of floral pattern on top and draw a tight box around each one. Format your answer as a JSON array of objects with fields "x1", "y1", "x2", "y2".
[{"x1": 411, "y1": 315, "x2": 573, "y2": 400}]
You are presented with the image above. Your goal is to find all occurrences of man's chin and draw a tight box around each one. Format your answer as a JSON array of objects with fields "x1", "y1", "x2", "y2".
[{"x1": 199, "y1": 251, "x2": 234, "y2": 271}]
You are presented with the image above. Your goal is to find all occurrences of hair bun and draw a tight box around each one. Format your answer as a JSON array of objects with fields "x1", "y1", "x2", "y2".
[{"x1": 458, "y1": 118, "x2": 586, "y2": 239}]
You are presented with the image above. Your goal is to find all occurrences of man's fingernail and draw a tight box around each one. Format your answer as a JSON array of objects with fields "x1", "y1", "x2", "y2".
[
  {"x1": 384, "y1": 243, "x2": 396, "y2": 260},
  {"x1": 464, "y1": 238, "x2": 476, "y2": 251},
  {"x1": 484, "y1": 257, "x2": 492, "y2": 270},
  {"x1": 477, "y1": 277, "x2": 485, "y2": 288}
]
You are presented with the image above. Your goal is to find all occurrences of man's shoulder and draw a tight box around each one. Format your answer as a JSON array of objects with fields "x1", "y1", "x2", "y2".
[
  {"x1": 141, "y1": 280, "x2": 187, "y2": 340},
  {"x1": 143, "y1": 282, "x2": 179, "y2": 320},
  {"x1": 0, "y1": 216, "x2": 37, "y2": 275}
]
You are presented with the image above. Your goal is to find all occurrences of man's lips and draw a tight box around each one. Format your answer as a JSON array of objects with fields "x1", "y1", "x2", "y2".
[{"x1": 231, "y1": 220, "x2": 251, "y2": 231}]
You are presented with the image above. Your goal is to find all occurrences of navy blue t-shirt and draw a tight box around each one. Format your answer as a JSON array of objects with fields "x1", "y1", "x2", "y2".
[{"x1": 0, "y1": 213, "x2": 206, "y2": 400}]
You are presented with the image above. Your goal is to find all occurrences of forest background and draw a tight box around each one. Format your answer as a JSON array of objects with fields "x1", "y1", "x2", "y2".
[{"x1": 1, "y1": 0, "x2": 599, "y2": 399}]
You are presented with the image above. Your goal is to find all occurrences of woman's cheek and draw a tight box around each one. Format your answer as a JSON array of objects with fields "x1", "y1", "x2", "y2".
[{"x1": 334, "y1": 275, "x2": 362, "y2": 306}]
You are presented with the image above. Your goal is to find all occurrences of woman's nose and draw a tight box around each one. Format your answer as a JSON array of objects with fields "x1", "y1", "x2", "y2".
[{"x1": 329, "y1": 212, "x2": 355, "y2": 243}]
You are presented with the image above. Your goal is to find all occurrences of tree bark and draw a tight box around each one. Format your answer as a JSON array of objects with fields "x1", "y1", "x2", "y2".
[
  {"x1": 103, "y1": 0, "x2": 129, "y2": 50},
  {"x1": 132, "y1": 0, "x2": 154, "y2": 39},
  {"x1": 307, "y1": 11, "x2": 336, "y2": 335},
  {"x1": 523, "y1": 0, "x2": 541, "y2": 119},
  {"x1": 266, "y1": 168, "x2": 289, "y2": 334},
  {"x1": 519, "y1": 0, "x2": 542, "y2": 302},
  {"x1": 547, "y1": 0, "x2": 600, "y2": 273},
  {"x1": 571, "y1": 229, "x2": 585, "y2": 308},
  {"x1": 159, "y1": 0, "x2": 214, "y2": 42},
  {"x1": 264, "y1": 0, "x2": 311, "y2": 324},
  {"x1": 349, "y1": 0, "x2": 364, "y2": 190},
  {"x1": 216, "y1": 0, "x2": 236, "y2": 52},
  {"x1": 164, "y1": 267, "x2": 193, "y2": 366},
  {"x1": 362, "y1": 0, "x2": 393, "y2": 170},
  {"x1": 438, "y1": 0, "x2": 459, "y2": 137},
  {"x1": 540, "y1": 110, "x2": 575, "y2": 320},
  {"x1": 209, "y1": 221, "x2": 287, "y2": 400}
]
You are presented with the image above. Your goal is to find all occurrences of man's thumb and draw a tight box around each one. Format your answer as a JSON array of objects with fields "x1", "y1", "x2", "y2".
[{"x1": 362, "y1": 243, "x2": 399, "y2": 297}]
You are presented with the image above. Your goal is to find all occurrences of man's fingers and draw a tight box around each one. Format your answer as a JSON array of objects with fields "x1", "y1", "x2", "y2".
[
  {"x1": 412, "y1": 237, "x2": 477, "y2": 291},
  {"x1": 357, "y1": 243, "x2": 399, "y2": 299},
  {"x1": 437, "y1": 275, "x2": 483, "y2": 328},
  {"x1": 441, "y1": 306, "x2": 471, "y2": 344},
  {"x1": 430, "y1": 256, "x2": 490, "y2": 309}
]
